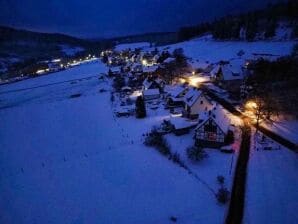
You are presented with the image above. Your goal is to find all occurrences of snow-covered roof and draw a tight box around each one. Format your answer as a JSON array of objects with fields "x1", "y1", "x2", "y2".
[
  {"x1": 143, "y1": 65, "x2": 158, "y2": 73},
  {"x1": 169, "y1": 117, "x2": 198, "y2": 129},
  {"x1": 210, "y1": 65, "x2": 220, "y2": 77},
  {"x1": 121, "y1": 86, "x2": 132, "y2": 91},
  {"x1": 163, "y1": 57, "x2": 175, "y2": 63},
  {"x1": 143, "y1": 78, "x2": 153, "y2": 89},
  {"x1": 143, "y1": 88, "x2": 160, "y2": 96},
  {"x1": 110, "y1": 67, "x2": 121, "y2": 73},
  {"x1": 155, "y1": 78, "x2": 164, "y2": 85},
  {"x1": 211, "y1": 63, "x2": 243, "y2": 81},
  {"x1": 183, "y1": 88, "x2": 202, "y2": 107},
  {"x1": 196, "y1": 105, "x2": 231, "y2": 134},
  {"x1": 167, "y1": 85, "x2": 187, "y2": 98},
  {"x1": 188, "y1": 59, "x2": 210, "y2": 70}
]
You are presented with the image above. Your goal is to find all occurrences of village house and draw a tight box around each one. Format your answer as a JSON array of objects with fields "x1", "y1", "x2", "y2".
[
  {"x1": 108, "y1": 67, "x2": 121, "y2": 77},
  {"x1": 131, "y1": 63, "x2": 143, "y2": 73},
  {"x1": 194, "y1": 105, "x2": 231, "y2": 148},
  {"x1": 142, "y1": 65, "x2": 159, "y2": 75},
  {"x1": 183, "y1": 87, "x2": 213, "y2": 119},
  {"x1": 188, "y1": 59, "x2": 213, "y2": 74},
  {"x1": 166, "y1": 85, "x2": 188, "y2": 107},
  {"x1": 168, "y1": 117, "x2": 198, "y2": 136},
  {"x1": 142, "y1": 88, "x2": 160, "y2": 100},
  {"x1": 142, "y1": 77, "x2": 165, "y2": 92},
  {"x1": 163, "y1": 57, "x2": 175, "y2": 64},
  {"x1": 210, "y1": 60, "x2": 244, "y2": 94}
]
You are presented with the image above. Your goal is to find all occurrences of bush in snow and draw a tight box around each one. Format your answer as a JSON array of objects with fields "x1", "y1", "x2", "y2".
[
  {"x1": 170, "y1": 152, "x2": 186, "y2": 168},
  {"x1": 171, "y1": 152, "x2": 181, "y2": 164},
  {"x1": 144, "y1": 129, "x2": 170, "y2": 155},
  {"x1": 216, "y1": 187, "x2": 230, "y2": 204},
  {"x1": 217, "y1": 175, "x2": 225, "y2": 186},
  {"x1": 110, "y1": 93, "x2": 115, "y2": 102},
  {"x1": 113, "y1": 76, "x2": 125, "y2": 91},
  {"x1": 187, "y1": 146, "x2": 208, "y2": 162},
  {"x1": 237, "y1": 50, "x2": 245, "y2": 57},
  {"x1": 169, "y1": 216, "x2": 177, "y2": 222}
]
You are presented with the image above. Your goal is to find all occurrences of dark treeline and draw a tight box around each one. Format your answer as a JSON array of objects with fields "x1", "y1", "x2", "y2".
[
  {"x1": 178, "y1": 1, "x2": 298, "y2": 41},
  {"x1": 246, "y1": 54, "x2": 298, "y2": 117}
]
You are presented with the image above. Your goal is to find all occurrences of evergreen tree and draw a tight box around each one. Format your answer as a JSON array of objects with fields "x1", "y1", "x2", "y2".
[
  {"x1": 113, "y1": 76, "x2": 125, "y2": 91},
  {"x1": 264, "y1": 19, "x2": 277, "y2": 38},
  {"x1": 102, "y1": 54, "x2": 108, "y2": 64},
  {"x1": 245, "y1": 13, "x2": 258, "y2": 41},
  {"x1": 135, "y1": 96, "x2": 146, "y2": 118},
  {"x1": 108, "y1": 68, "x2": 113, "y2": 77}
]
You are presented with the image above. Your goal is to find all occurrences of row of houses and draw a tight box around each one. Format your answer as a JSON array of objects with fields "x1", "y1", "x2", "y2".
[
  {"x1": 105, "y1": 47, "x2": 237, "y2": 149},
  {"x1": 164, "y1": 84, "x2": 235, "y2": 148}
]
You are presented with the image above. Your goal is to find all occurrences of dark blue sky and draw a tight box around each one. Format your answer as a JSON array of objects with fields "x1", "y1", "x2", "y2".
[{"x1": 0, "y1": 0, "x2": 281, "y2": 38}]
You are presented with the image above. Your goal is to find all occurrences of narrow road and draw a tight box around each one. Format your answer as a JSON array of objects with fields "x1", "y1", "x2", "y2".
[
  {"x1": 199, "y1": 84, "x2": 297, "y2": 224},
  {"x1": 225, "y1": 122, "x2": 251, "y2": 224}
]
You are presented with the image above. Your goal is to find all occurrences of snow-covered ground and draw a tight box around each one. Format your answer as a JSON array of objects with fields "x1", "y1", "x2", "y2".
[
  {"x1": 0, "y1": 60, "x2": 236, "y2": 224},
  {"x1": 115, "y1": 42, "x2": 150, "y2": 51},
  {"x1": 262, "y1": 118, "x2": 298, "y2": 145},
  {"x1": 244, "y1": 132, "x2": 298, "y2": 224},
  {"x1": 159, "y1": 36, "x2": 295, "y2": 63},
  {"x1": 1, "y1": 36, "x2": 297, "y2": 224}
]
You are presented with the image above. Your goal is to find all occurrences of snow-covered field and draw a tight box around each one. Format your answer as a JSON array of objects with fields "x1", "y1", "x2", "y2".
[
  {"x1": 160, "y1": 35, "x2": 295, "y2": 63},
  {"x1": 1, "y1": 36, "x2": 297, "y2": 224},
  {"x1": 263, "y1": 118, "x2": 298, "y2": 145},
  {"x1": 244, "y1": 132, "x2": 298, "y2": 224},
  {"x1": 115, "y1": 42, "x2": 150, "y2": 51},
  {"x1": 0, "y1": 60, "x2": 235, "y2": 224}
]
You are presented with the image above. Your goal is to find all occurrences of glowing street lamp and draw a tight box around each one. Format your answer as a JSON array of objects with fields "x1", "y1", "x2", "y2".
[
  {"x1": 142, "y1": 59, "x2": 147, "y2": 66},
  {"x1": 245, "y1": 101, "x2": 257, "y2": 110}
]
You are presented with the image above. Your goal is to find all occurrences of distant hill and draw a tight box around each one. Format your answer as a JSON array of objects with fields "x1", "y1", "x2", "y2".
[
  {"x1": 0, "y1": 27, "x2": 178, "y2": 78},
  {"x1": 110, "y1": 32, "x2": 178, "y2": 46},
  {"x1": 0, "y1": 26, "x2": 113, "y2": 77}
]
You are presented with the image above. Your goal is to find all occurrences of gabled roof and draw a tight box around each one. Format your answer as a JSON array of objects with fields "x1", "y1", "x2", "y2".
[
  {"x1": 143, "y1": 88, "x2": 160, "y2": 96},
  {"x1": 211, "y1": 62, "x2": 244, "y2": 81},
  {"x1": 143, "y1": 78, "x2": 152, "y2": 89},
  {"x1": 188, "y1": 59, "x2": 210, "y2": 71},
  {"x1": 163, "y1": 57, "x2": 175, "y2": 63},
  {"x1": 210, "y1": 65, "x2": 221, "y2": 77},
  {"x1": 167, "y1": 85, "x2": 187, "y2": 98},
  {"x1": 196, "y1": 105, "x2": 230, "y2": 134},
  {"x1": 169, "y1": 117, "x2": 198, "y2": 129},
  {"x1": 143, "y1": 65, "x2": 158, "y2": 73},
  {"x1": 183, "y1": 88, "x2": 202, "y2": 107},
  {"x1": 110, "y1": 67, "x2": 121, "y2": 73}
]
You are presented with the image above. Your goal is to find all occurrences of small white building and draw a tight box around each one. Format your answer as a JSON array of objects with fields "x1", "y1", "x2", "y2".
[
  {"x1": 183, "y1": 88, "x2": 213, "y2": 119},
  {"x1": 142, "y1": 88, "x2": 160, "y2": 100}
]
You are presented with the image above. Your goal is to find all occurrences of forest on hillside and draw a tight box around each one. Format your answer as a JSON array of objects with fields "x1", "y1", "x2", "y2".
[{"x1": 178, "y1": 1, "x2": 298, "y2": 41}]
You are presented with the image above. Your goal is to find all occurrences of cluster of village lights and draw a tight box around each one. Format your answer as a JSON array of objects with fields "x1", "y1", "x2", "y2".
[{"x1": 35, "y1": 55, "x2": 97, "y2": 75}]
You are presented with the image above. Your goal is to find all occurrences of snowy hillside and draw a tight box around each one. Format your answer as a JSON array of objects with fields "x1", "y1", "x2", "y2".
[
  {"x1": 0, "y1": 60, "x2": 237, "y2": 224},
  {"x1": 115, "y1": 42, "x2": 150, "y2": 51},
  {"x1": 159, "y1": 35, "x2": 295, "y2": 63}
]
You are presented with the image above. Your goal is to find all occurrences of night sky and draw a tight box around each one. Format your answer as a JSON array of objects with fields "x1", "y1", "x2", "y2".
[{"x1": 0, "y1": 0, "x2": 281, "y2": 38}]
